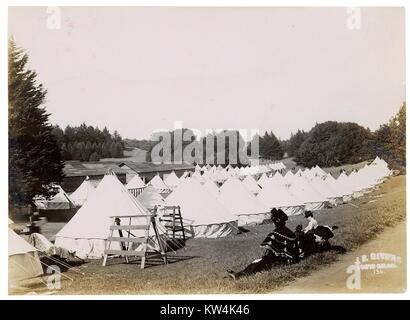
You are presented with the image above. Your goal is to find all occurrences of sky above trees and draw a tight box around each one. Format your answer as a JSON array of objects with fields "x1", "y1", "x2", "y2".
[{"x1": 8, "y1": 7, "x2": 405, "y2": 141}]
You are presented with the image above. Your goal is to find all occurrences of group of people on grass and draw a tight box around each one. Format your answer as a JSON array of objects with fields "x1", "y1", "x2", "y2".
[{"x1": 227, "y1": 209, "x2": 341, "y2": 280}]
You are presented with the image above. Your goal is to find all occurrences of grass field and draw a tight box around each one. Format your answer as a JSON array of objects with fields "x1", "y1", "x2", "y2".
[{"x1": 12, "y1": 175, "x2": 406, "y2": 295}]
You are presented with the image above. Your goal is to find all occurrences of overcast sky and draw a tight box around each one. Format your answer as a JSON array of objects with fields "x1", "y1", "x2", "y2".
[{"x1": 8, "y1": 7, "x2": 405, "y2": 140}]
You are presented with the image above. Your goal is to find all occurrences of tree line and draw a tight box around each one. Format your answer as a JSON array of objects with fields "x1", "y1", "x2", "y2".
[
  {"x1": 247, "y1": 132, "x2": 284, "y2": 160},
  {"x1": 133, "y1": 103, "x2": 406, "y2": 170},
  {"x1": 283, "y1": 103, "x2": 406, "y2": 169},
  {"x1": 51, "y1": 124, "x2": 125, "y2": 162},
  {"x1": 146, "y1": 129, "x2": 250, "y2": 166}
]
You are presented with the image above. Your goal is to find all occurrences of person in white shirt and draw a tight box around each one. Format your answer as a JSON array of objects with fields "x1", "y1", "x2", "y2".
[{"x1": 303, "y1": 211, "x2": 318, "y2": 233}]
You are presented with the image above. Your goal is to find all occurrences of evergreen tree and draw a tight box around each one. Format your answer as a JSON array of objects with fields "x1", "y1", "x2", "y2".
[
  {"x1": 115, "y1": 141, "x2": 124, "y2": 158},
  {"x1": 89, "y1": 151, "x2": 101, "y2": 161},
  {"x1": 9, "y1": 38, "x2": 64, "y2": 206},
  {"x1": 296, "y1": 121, "x2": 372, "y2": 167},
  {"x1": 51, "y1": 125, "x2": 65, "y2": 145},
  {"x1": 64, "y1": 125, "x2": 75, "y2": 143},
  {"x1": 373, "y1": 102, "x2": 406, "y2": 168},
  {"x1": 287, "y1": 129, "x2": 309, "y2": 157},
  {"x1": 74, "y1": 141, "x2": 85, "y2": 160},
  {"x1": 101, "y1": 142, "x2": 110, "y2": 158},
  {"x1": 109, "y1": 141, "x2": 117, "y2": 157},
  {"x1": 61, "y1": 143, "x2": 71, "y2": 160},
  {"x1": 84, "y1": 141, "x2": 92, "y2": 160},
  {"x1": 102, "y1": 127, "x2": 111, "y2": 142},
  {"x1": 259, "y1": 131, "x2": 283, "y2": 160}
]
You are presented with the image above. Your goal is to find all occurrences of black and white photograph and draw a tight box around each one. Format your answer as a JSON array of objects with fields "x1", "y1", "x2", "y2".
[{"x1": 4, "y1": 3, "x2": 407, "y2": 298}]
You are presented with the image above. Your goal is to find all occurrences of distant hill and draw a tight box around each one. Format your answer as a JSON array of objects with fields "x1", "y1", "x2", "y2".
[
  {"x1": 100, "y1": 147, "x2": 147, "y2": 163},
  {"x1": 123, "y1": 138, "x2": 156, "y2": 152}
]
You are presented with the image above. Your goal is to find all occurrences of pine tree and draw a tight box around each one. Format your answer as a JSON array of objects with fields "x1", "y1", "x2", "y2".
[
  {"x1": 61, "y1": 143, "x2": 71, "y2": 160},
  {"x1": 102, "y1": 127, "x2": 111, "y2": 142},
  {"x1": 84, "y1": 141, "x2": 92, "y2": 160},
  {"x1": 115, "y1": 141, "x2": 124, "y2": 158},
  {"x1": 109, "y1": 141, "x2": 117, "y2": 157},
  {"x1": 259, "y1": 131, "x2": 283, "y2": 160},
  {"x1": 74, "y1": 141, "x2": 85, "y2": 160},
  {"x1": 9, "y1": 38, "x2": 64, "y2": 206},
  {"x1": 287, "y1": 130, "x2": 308, "y2": 157},
  {"x1": 89, "y1": 151, "x2": 101, "y2": 161},
  {"x1": 101, "y1": 142, "x2": 110, "y2": 158}
]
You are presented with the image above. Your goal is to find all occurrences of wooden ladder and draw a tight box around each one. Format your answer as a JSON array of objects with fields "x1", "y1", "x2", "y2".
[
  {"x1": 102, "y1": 214, "x2": 167, "y2": 269},
  {"x1": 160, "y1": 206, "x2": 186, "y2": 242}
]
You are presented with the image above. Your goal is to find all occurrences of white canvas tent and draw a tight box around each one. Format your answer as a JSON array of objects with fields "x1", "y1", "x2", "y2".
[
  {"x1": 211, "y1": 170, "x2": 229, "y2": 183},
  {"x1": 333, "y1": 172, "x2": 355, "y2": 202},
  {"x1": 55, "y1": 173, "x2": 160, "y2": 259},
  {"x1": 218, "y1": 177, "x2": 270, "y2": 226},
  {"x1": 295, "y1": 169, "x2": 304, "y2": 177},
  {"x1": 9, "y1": 229, "x2": 43, "y2": 282},
  {"x1": 137, "y1": 186, "x2": 165, "y2": 210},
  {"x1": 165, "y1": 178, "x2": 238, "y2": 238},
  {"x1": 34, "y1": 185, "x2": 75, "y2": 210},
  {"x1": 288, "y1": 177, "x2": 329, "y2": 211},
  {"x1": 180, "y1": 171, "x2": 190, "y2": 180},
  {"x1": 352, "y1": 165, "x2": 381, "y2": 192},
  {"x1": 242, "y1": 175, "x2": 262, "y2": 195},
  {"x1": 192, "y1": 171, "x2": 206, "y2": 183},
  {"x1": 257, "y1": 173, "x2": 269, "y2": 188},
  {"x1": 126, "y1": 174, "x2": 146, "y2": 189},
  {"x1": 202, "y1": 170, "x2": 211, "y2": 179},
  {"x1": 202, "y1": 179, "x2": 220, "y2": 198},
  {"x1": 257, "y1": 179, "x2": 305, "y2": 216},
  {"x1": 309, "y1": 177, "x2": 343, "y2": 206},
  {"x1": 271, "y1": 172, "x2": 285, "y2": 185},
  {"x1": 70, "y1": 177, "x2": 96, "y2": 207},
  {"x1": 311, "y1": 165, "x2": 327, "y2": 177},
  {"x1": 148, "y1": 175, "x2": 170, "y2": 192},
  {"x1": 238, "y1": 166, "x2": 248, "y2": 177},
  {"x1": 283, "y1": 170, "x2": 295, "y2": 185},
  {"x1": 164, "y1": 171, "x2": 181, "y2": 190}
]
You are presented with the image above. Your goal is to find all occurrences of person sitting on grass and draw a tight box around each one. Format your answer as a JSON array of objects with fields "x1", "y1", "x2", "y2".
[
  {"x1": 303, "y1": 210, "x2": 318, "y2": 233},
  {"x1": 227, "y1": 209, "x2": 301, "y2": 280}
]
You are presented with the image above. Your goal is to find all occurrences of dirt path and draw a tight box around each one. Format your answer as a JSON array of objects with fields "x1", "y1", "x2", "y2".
[{"x1": 277, "y1": 221, "x2": 406, "y2": 293}]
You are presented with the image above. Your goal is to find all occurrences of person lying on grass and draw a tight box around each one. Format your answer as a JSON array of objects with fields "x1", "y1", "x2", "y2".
[
  {"x1": 227, "y1": 208, "x2": 302, "y2": 280},
  {"x1": 297, "y1": 210, "x2": 342, "y2": 257},
  {"x1": 295, "y1": 223, "x2": 342, "y2": 257}
]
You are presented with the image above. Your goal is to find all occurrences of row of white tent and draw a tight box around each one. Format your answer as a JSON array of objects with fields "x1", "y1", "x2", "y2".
[
  {"x1": 34, "y1": 157, "x2": 391, "y2": 212},
  {"x1": 194, "y1": 163, "x2": 287, "y2": 180},
  {"x1": 32, "y1": 161, "x2": 287, "y2": 209},
  {"x1": 127, "y1": 162, "x2": 288, "y2": 193},
  {"x1": 53, "y1": 157, "x2": 392, "y2": 259}
]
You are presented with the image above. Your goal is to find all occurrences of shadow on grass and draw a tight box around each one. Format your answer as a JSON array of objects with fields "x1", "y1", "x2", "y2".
[
  {"x1": 104, "y1": 254, "x2": 199, "y2": 268},
  {"x1": 329, "y1": 245, "x2": 347, "y2": 254},
  {"x1": 238, "y1": 226, "x2": 251, "y2": 234},
  {"x1": 40, "y1": 256, "x2": 86, "y2": 273}
]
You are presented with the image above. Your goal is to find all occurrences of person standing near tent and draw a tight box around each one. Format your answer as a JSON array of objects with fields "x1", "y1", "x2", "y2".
[
  {"x1": 303, "y1": 211, "x2": 318, "y2": 233},
  {"x1": 227, "y1": 209, "x2": 301, "y2": 280}
]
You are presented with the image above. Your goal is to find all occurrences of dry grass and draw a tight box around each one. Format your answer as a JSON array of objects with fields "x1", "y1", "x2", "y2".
[{"x1": 11, "y1": 175, "x2": 406, "y2": 295}]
